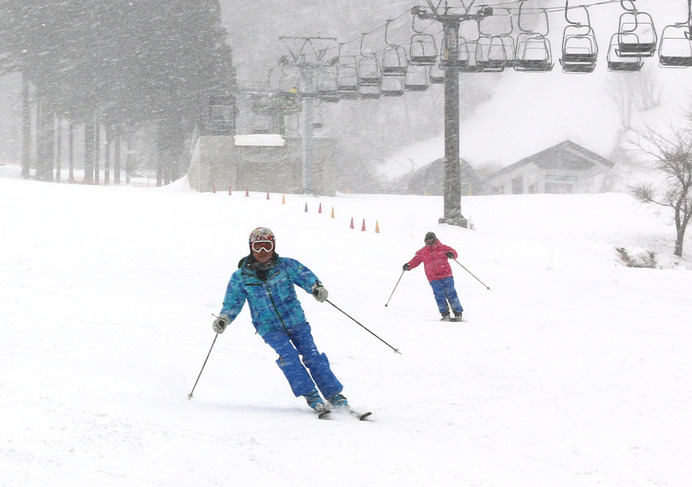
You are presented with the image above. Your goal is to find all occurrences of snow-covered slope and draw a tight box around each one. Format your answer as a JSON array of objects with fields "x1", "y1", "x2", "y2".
[{"x1": 1, "y1": 168, "x2": 691, "y2": 486}]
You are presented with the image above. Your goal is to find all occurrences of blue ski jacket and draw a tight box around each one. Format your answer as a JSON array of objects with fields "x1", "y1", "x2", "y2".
[{"x1": 220, "y1": 255, "x2": 320, "y2": 337}]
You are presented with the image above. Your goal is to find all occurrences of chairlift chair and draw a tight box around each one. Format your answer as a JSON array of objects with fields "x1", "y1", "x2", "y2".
[
  {"x1": 358, "y1": 54, "x2": 383, "y2": 86},
  {"x1": 381, "y1": 75, "x2": 405, "y2": 96},
  {"x1": 607, "y1": 33, "x2": 643, "y2": 71},
  {"x1": 658, "y1": 23, "x2": 692, "y2": 67},
  {"x1": 382, "y1": 45, "x2": 409, "y2": 75},
  {"x1": 458, "y1": 41, "x2": 479, "y2": 72},
  {"x1": 429, "y1": 63, "x2": 445, "y2": 84},
  {"x1": 359, "y1": 83, "x2": 382, "y2": 99},
  {"x1": 560, "y1": 25, "x2": 598, "y2": 73},
  {"x1": 477, "y1": 8, "x2": 514, "y2": 72},
  {"x1": 336, "y1": 58, "x2": 360, "y2": 100},
  {"x1": 279, "y1": 74, "x2": 301, "y2": 97},
  {"x1": 617, "y1": 10, "x2": 657, "y2": 57},
  {"x1": 381, "y1": 19, "x2": 409, "y2": 76},
  {"x1": 559, "y1": 2, "x2": 598, "y2": 73},
  {"x1": 409, "y1": 33, "x2": 438, "y2": 65},
  {"x1": 404, "y1": 65, "x2": 429, "y2": 91},
  {"x1": 439, "y1": 35, "x2": 470, "y2": 70},
  {"x1": 335, "y1": 47, "x2": 360, "y2": 99},
  {"x1": 316, "y1": 71, "x2": 339, "y2": 103},
  {"x1": 312, "y1": 102, "x2": 324, "y2": 129},
  {"x1": 514, "y1": 4, "x2": 553, "y2": 72},
  {"x1": 476, "y1": 36, "x2": 510, "y2": 72},
  {"x1": 515, "y1": 33, "x2": 554, "y2": 72}
]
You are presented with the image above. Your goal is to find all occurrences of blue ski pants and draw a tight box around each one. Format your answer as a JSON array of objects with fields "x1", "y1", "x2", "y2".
[
  {"x1": 429, "y1": 276, "x2": 464, "y2": 315},
  {"x1": 262, "y1": 321, "x2": 343, "y2": 400}
]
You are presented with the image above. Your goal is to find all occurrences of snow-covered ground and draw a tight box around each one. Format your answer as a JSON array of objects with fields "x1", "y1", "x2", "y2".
[{"x1": 1, "y1": 165, "x2": 691, "y2": 486}]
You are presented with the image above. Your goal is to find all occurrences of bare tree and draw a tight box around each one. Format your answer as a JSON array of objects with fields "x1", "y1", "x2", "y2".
[
  {"x1": 607, "y1": 69, "x2": 661, "y2": 129},
  {"x1": 629, "y1": 119, "x2": 692, "y2": 258}
]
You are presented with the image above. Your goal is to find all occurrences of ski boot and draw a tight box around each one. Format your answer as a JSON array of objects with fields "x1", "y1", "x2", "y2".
[
  {"x1": 304, "y1": 390, "x2": 327, "y2": 414},
  {"x1": 328, "y1": 393, "x2": 349, "y2": 408}
]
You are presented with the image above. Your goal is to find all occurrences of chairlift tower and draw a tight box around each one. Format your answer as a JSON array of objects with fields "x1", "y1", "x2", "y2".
[
  {"x1": 279, "y1": 36, "x2": 337, "y2": 194},
  {"x1": 413, "y1": 2, "x2": 493, "y2": 227}
]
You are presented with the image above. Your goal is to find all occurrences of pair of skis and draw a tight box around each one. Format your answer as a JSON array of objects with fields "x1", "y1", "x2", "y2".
[{"x1": 317, "y1": 405, "x2": 372, "y2": 421}]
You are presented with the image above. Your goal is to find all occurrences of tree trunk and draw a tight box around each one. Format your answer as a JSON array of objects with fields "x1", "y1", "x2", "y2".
[
  {"x1": 114, "y1": 125, "x2": 121, "y2": 185},
  {"x1": 55, "y1": 116, "x2": 62, "y2": 182},
  {"x1": 104, "y1": 125, "x2": 111, "y2": 185},
  {"x1": 94, "y1": 122, "x2": 100, "y2": 184},
  {"x1": 68, "y1": 122, "x2": 75, "y2": 183},
  {"x1": 21, "y1": 72, "x2": 31, "y2": 179},
  {"x1": 675, "y1": 219, "x2": 686, "y2": 258},
  {"x1": 36, "y1": 98, "x2": 54, "y2": 182},
  {"x1": 84, "y1": 122, "x2": 94, "y2": 183}
]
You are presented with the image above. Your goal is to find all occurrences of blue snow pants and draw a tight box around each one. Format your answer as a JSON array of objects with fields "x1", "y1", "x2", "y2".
[
  {"x1": 262, "y1": 321, "x2": 343, "y2": 400},
  {"x1": 429, "y1": 277, "x2": 464, "y2": 315}
]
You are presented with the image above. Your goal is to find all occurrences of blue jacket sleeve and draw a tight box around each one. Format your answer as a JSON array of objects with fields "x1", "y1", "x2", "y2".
[
  {"x1": 220, "y1": 269, "x2": 247, "y2": 321},
  {"x1": 282, "y1": 258, "x2": 321, "y2": 294}
]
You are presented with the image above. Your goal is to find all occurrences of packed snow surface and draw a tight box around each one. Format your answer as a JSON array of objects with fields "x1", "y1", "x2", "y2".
[{"x1": 1, "y1": 169, "x2": 691, "y2": 486}]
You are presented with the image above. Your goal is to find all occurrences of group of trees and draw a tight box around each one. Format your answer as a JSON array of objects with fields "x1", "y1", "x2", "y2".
[{"x1": 0, "y1": 0, "x2": 235, "y2": 185}]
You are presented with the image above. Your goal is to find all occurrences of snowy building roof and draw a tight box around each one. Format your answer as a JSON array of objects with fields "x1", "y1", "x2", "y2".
[
  {"x1": 234, "y1": 134, "x2": 286, "y2": 147},
  {"x1": 492, "y1": 140, "x2": 613, "y2": 178}
]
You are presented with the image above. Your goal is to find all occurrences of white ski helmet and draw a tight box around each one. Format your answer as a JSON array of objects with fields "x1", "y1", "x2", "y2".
[{"x1": 248, "y1": 227, "x2": 275, "y2": 252}]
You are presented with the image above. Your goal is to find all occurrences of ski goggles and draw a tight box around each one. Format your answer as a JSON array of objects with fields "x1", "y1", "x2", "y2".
[{"x1": 251, "y1": 240, "x2": 274, "y2": 253}]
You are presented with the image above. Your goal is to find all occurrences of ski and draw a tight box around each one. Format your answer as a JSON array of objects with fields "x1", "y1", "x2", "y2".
[
  {"x1": 351, "y1": 410, "x2": 372, "y2": 421},
  {"x1": 341, "y1": 405, "x2": 372, "y2": 421},
  {"x1": 313, "y1": 405, "x2": 371, "y2": 420}
]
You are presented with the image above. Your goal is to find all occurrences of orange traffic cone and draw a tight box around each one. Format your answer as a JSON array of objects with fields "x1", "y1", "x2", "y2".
[
  {"x1": 349, "y1": 217, "x2": 354, "y2": 229},
  {"x1": 330, "y1": 207, "x2": 335, "y2": 219},
  {"x1": 361, "y1": 219, "x2": 366, "y2": 231},
  {"x1": 282, "y1": 195, "x2": 286, "y2": 204},
  {"x1": 318, "y1": 203, "x2": 322, "y2": 213},
  {"x1": 375, "y1": 220, "x2": 380, "y2": 233}
]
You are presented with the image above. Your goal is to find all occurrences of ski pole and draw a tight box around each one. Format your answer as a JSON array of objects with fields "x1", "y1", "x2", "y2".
[
  {"x1": 453, "y1": 259, "x2": 491, "y2": 290},
  {"x1": 187, "y1": 333, "x2": 219, "y2": 399},
  {"x1": 325, "y1": 299, "x2": 401, "y2": 354},
  {"x1": 384, "y1": 270, "x2": 405, "y2": 307}
]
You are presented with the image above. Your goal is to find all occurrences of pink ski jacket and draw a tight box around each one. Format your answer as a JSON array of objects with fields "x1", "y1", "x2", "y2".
[{"x1": 407, "y1": 241, "x2": 458, "y2": 283}]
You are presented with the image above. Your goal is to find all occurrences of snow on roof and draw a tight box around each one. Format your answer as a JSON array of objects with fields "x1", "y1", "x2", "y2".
[{"x1": 234, "y1": 134, "x2": 286, "y2": 147}]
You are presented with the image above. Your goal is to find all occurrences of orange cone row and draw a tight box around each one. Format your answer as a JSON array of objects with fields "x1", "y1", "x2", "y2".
[{"x1": 217, "y1": 189, "x2": 379, "y2": 233}]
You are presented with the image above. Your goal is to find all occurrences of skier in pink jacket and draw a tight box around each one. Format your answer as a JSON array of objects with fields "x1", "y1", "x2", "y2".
[{"x1": 403, "y1": 232, "x2": 464, "y2": 322}]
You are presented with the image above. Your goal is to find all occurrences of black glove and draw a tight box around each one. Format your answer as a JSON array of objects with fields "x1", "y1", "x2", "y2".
[
  {"x1": 446, "y1": 252, "x2": 454, "y2": 259},
  {"x1": 403, "y1": 263, "x2": 411, "y2": 271}
]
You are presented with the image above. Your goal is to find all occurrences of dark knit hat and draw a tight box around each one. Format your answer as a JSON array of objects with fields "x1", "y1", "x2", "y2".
[{"x1": 424, "y1": 231, "x2": 437, "y2": 243}]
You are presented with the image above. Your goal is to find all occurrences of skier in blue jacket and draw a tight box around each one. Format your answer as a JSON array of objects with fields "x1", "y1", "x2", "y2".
[{"x1": 212, "y1": 227, "x2": 348, "y2": 414}]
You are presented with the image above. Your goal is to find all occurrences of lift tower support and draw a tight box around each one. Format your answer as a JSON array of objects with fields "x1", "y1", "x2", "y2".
[
  {"x1": 279, "y1": 36, "x2": 337, "y2": 194},
  {"x1": 413, "y1": 2, "x2": 493, "y2": 227}
]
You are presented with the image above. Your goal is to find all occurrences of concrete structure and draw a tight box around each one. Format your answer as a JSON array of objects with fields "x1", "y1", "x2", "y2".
[
  {"x1": 484, "y1": 140, "x2": 614, "y2": 195},
  {"x1": 187, "y1": 134, "x2": 336, "y2": 195}
]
